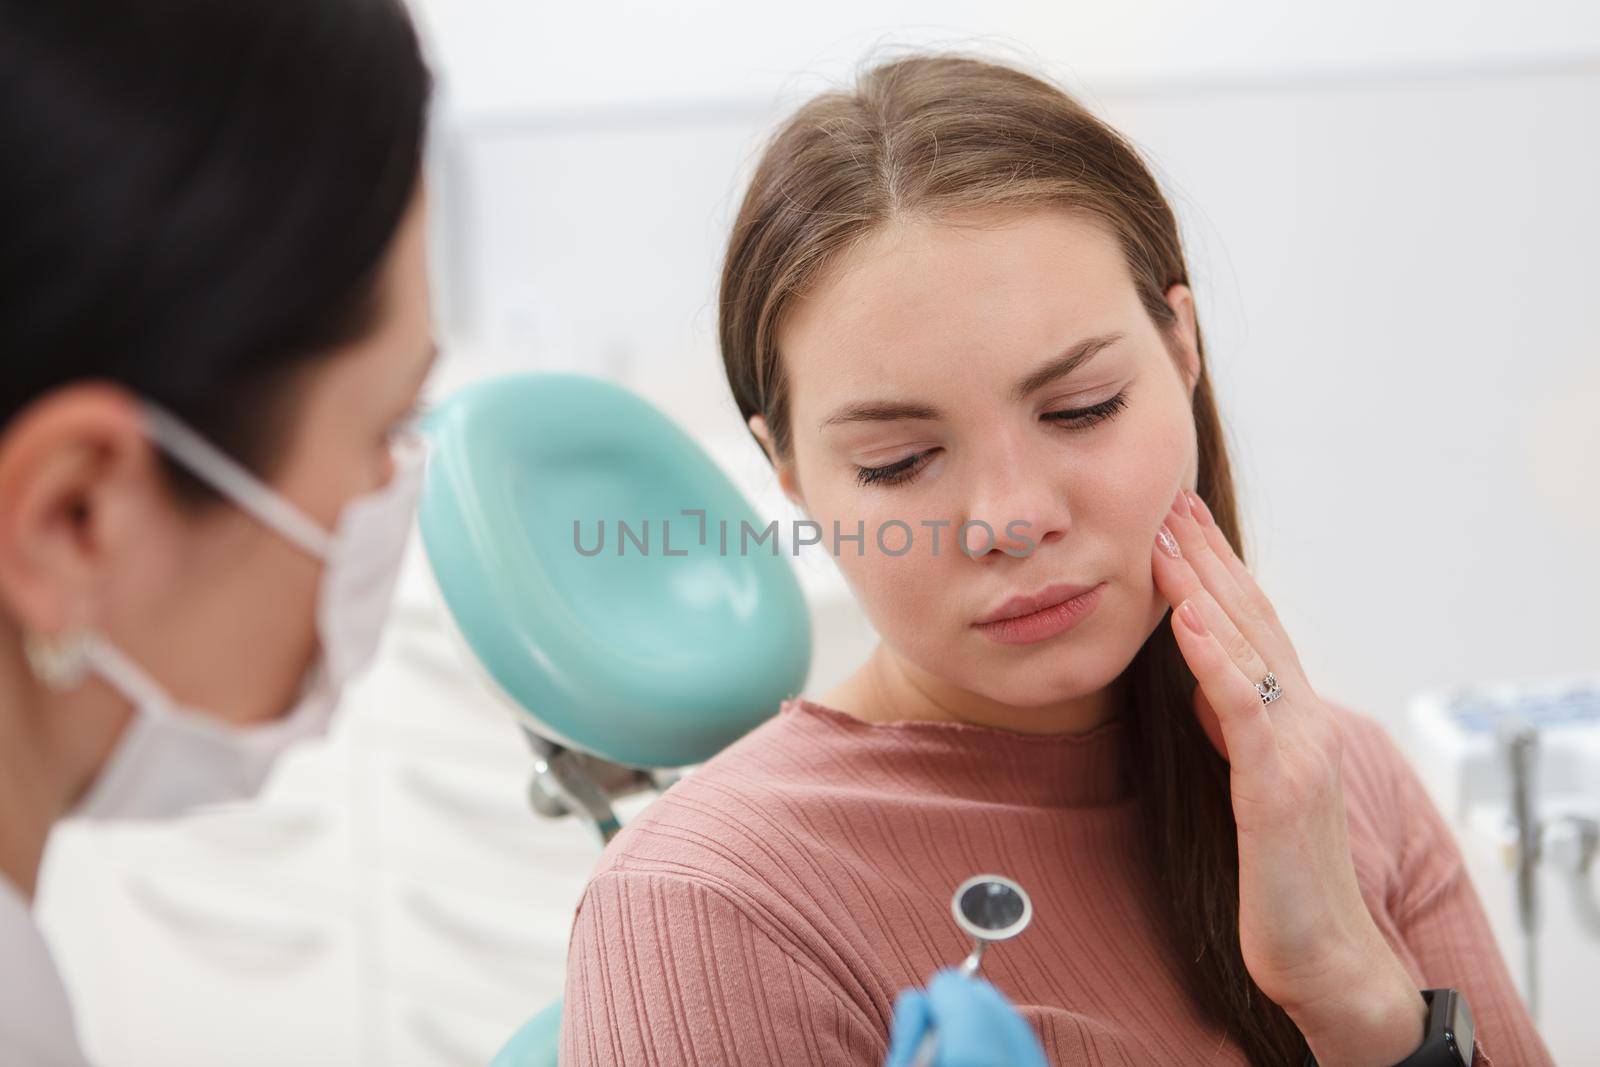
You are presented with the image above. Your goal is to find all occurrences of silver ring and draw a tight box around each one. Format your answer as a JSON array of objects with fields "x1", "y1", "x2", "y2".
[{"x1": 1256, "y1": 671, "x2": 1283, "y2": 706}]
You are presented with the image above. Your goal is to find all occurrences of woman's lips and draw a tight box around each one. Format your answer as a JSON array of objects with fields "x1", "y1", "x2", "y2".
[
  {"x1": 975, "y1": 581, "x2": 1100, "y2": 624},
  {"x1": 971, "y1": 582, "x2": 1107, "y2": 645}
]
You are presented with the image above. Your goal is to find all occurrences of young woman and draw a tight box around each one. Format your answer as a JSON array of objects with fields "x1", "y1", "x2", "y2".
[
  {"x1": 560, "y1": 56, "x2": 1556, "y2": 1066},
  {"x1": 0, "y1": 1, "x2": 434, "y2": 1062}
]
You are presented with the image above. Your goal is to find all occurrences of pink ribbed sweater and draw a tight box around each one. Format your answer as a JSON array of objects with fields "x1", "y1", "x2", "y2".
[{"x1": 560, "y1": 697, "x2": 1555, "y2": 1066}]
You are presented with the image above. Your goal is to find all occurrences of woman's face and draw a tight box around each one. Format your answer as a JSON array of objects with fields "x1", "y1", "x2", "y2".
[
  {"x1": 140, "y1": 187, "x2": 440, "y2": 728},
  {"x1": 0, "y1": 185, "x2": 438, "y2": 738},
  {"x1": 758, "y1": 206, "x2": 1202, "y2": 729}
]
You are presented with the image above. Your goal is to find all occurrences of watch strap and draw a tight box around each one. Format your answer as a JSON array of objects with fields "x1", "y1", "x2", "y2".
[{"x1": 1301, "y1": 988, "x2": 1473, "y2": 1067}]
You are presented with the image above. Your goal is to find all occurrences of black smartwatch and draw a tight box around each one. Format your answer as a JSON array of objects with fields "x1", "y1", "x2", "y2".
[{"x1": 1302, "y1": 988, "x2": 1475, "y2": 1066}]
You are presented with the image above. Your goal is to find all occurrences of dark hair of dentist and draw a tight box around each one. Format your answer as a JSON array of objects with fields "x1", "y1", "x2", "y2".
[{"x1": 0, "y1": 1, "x2": 434, "y2": 1062}]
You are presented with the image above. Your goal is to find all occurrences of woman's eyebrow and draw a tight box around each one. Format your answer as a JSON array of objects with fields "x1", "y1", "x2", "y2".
[
  {"x1": 1009, "y1": 331, "x2": 1123, "y2": 402},
  {"x1": 818, "y1": 330, "x2": 1124, "y2": 429}
]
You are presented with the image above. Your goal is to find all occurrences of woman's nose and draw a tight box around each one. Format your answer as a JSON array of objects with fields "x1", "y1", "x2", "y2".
[{"x1": 962, "y1": 453, "x2": 1070, "y2": 559}]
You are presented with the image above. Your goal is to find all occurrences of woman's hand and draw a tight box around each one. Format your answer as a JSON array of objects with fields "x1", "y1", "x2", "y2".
[{"x1": 1151, "y1": 489, "x2": 1428, "y2": 1067}]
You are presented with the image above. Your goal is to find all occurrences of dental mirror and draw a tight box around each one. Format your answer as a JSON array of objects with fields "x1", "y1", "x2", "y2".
[
  {"x1": 950, "y1": 874, "x2": 1032, "y2": 975},
  {"x1": 910, "y1": 874, "x2": 1034, "y2": 1067}
]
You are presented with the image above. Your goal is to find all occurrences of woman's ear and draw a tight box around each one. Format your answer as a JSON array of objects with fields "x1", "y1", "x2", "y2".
[
  {"x1": 747, "y1": 414, "x2": 805, "y2": 511},
  {"x1": 0, "y1": 386, "x2": 166, "y2": 634},
  {"x1": 1163, "y1": 283, "x2": 1202, "y2": 397}
]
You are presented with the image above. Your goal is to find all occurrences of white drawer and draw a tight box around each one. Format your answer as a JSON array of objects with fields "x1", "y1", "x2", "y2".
[
  {"x1": 376, "y1": 990, "x2": 531, "y2": 1067},
  {"x1": 59, "y1": 752, "x2": 360, "y2": 904},
  {"x1": 374, "y1": 872, "x2": 571, "y2": 1022},
  {"x1": 55, "y1": 863, "x2": 363, "y2": 1067},
  {"x1": 341, "y1": 620, "x2": 535, "y2": 767},
  {"x1": 357, "y1": 745, "x2": 610, "y2": 894}
]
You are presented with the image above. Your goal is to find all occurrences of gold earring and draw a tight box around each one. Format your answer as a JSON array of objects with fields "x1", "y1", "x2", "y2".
[{"x1": 23, "y1": 627, "x2": 93, "y2": 691}]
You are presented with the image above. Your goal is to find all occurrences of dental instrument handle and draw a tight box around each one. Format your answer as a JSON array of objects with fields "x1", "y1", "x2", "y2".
[
  {"x1": 909, "y1": 1028, "x2": 939, "y2": 1067},
  {"x1": 1498, "y1": 719, "x2": 1540, "y2": 1021},
  {"x1": 909, "y1": 941, "x2": 988, "y2": 1066}
]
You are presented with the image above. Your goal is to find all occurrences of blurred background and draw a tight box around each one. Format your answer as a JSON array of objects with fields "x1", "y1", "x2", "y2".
[{"x1": 34, "y1": 1, "x2": 1600, "y2": 1064}]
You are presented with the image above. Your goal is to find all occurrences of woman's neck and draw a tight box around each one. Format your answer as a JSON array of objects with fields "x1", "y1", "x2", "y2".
[
  {"x1": 823, "y1": 643, "x2": 1124, "y2": 736},
  {"x1": 0, "y1": 669, "x2": 58, "y2": 900},
  {"x1": 0, "y1": 634, "x2": 122, "y2": 901}
]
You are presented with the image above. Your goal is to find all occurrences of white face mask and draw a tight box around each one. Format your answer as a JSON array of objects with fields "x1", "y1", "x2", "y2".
[{"x1": 53, "y1": 401, "x2": 429, "y2": 821}]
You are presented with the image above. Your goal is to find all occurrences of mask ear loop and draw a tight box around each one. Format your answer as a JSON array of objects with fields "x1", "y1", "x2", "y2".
[
  {"x1": 77, "y1": 631, "x2": 180, "y2": 713},
  {"x1": 140, "y1": 402, "x2": 333, "y2": 561}
]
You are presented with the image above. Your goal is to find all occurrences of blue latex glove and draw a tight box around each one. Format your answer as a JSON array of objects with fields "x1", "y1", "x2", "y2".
[{"x1": 883, "y1": 969, "x2": 1048, "y2": 1067}]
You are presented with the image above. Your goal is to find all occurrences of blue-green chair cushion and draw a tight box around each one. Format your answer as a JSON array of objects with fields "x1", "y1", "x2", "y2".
[
  {"x1": 490, "y1": 998, "x2": 562, "y2": 1067},
  {"x1": 418, "y1": 372, "x2": 811, "y2": 768}
]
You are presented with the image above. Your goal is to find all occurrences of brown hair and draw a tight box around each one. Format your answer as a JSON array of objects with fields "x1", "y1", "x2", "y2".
[{"x1": 718, "y1": 54, "x2": 1308, "y2": 1064}]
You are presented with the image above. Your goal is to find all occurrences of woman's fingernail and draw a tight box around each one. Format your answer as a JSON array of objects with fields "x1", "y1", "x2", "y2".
[
  {"x1": 1187, "y1": 491, "x2": 1214, "y2": 526},
  {"x1": 1179, "y1": 599, "x2": 1208, "y2": 635},
  {"x1": 1156, "y1": 523, "x2": 1181, "y2": 558},
  {"x1": 1171, "y1": 489, "x2": 1191, "y2": 517}
]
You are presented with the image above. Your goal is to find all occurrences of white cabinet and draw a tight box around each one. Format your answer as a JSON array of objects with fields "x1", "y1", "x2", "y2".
[
  {"x1": 39, "y1": 798, "x2": 366, "y2": 1067},
  {"x1": 33, "y1": 536, "x2": 681, "y2": 1067},
  {"x1": 377, "y1": 991, "x2": 520, "y2": 1067}
]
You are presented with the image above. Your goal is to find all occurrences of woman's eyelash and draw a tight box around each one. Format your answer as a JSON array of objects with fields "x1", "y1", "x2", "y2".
[
  {"x1": 853, "y1": 389, "x2": 1131, "y2": 488},
  {"x1": 1041, "y1": 389, "x2": 1129, "y2": 429},
  {"x1": 855, "y1": 451, "x2": 927, "y2": 488}
]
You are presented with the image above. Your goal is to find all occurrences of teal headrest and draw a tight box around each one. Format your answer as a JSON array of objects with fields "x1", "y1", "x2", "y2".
[
  {"x1": 489, "y1": 998, "x2": 561, "y2": 1067},
  {"x1": 417, "y1": 373, "x2": 811, "y2": 768}
]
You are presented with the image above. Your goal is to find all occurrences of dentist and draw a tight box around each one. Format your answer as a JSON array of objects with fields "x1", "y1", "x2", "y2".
[{"x1": 0, "y1": 0, "x2": 435, "y2": 1062}]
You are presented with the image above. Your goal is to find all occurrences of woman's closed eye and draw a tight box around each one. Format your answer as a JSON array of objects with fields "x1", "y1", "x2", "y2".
[{"x1": 853, "y1": 389, "x2": 1131, "y2": 488}]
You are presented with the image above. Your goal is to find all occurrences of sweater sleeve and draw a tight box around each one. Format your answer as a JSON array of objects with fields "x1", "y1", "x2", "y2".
[
  {"x1": 1380, "y1": 724, "x2": 1557, "y2": 1067},
  {"x1": 559, "y1": 869, "x2": 888, "y2": 1067}
]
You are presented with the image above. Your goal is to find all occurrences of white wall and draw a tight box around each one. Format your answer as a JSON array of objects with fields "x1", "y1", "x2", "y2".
[
  {"x1": 40, "y1": 7, "x2": 1599, "y2": 1067},
  {"x1": 407, "y1": 0, "x2": 1600, "y2": 113},
  {"x1": 421, "y1": 47, "x2": 1600, "y2": 727},
  {"x1": 404, "y1": 8, "x2": 1600, "y2": 1061}
]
